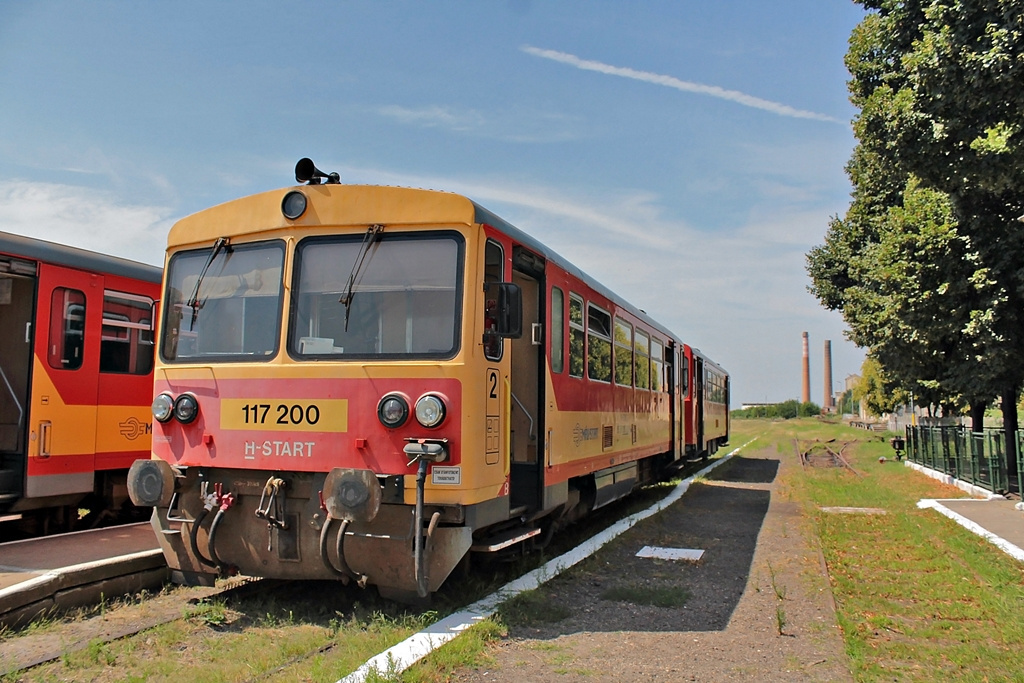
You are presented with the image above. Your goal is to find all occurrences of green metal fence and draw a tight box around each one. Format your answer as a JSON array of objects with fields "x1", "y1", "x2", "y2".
[{"x1": 905, "y1": 426, "x2": 1013, "y2": 494}]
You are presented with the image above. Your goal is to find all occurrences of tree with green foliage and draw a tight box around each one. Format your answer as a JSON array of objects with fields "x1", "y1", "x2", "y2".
[
  {"x1": 854, "y1": 356, "x2": 909, "y2": 417},
  {"x1": 799, "y1": 401, "x2": 822, "y2": 417},
  {"x1": 808, "y1": 1, "x2": 1024, "y2": 446}
]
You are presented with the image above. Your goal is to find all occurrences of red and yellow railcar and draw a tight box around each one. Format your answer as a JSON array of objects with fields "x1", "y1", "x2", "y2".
[
  {"x1": 128, "y1": 160, "x2": 728, "y2": 600},
  {"x1": 0, "y1": 232, "x2": 160, "y2": 532},
  {"x1": 681, "y1": 344, "x2": 730, "y2": 459}
]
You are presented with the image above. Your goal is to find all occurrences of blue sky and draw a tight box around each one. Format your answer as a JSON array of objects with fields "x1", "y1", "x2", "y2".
[{"x1": 0, "y1": 1, "x2": 867, "y2": 407}]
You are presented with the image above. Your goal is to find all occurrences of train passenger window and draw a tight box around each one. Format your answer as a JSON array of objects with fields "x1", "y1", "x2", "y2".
[
  {"x1": 48, "y1": 288, "x2": 85, "y2": 370},
  {"x1": 651, "y1": 340, "x2": 665, "y2": 392},
  {"x1": 290, "y1": 232, "x2": 463, "y2": 359},
  {"x1": 634, "y1": 329, "x2": 650, "y2": 390},
  {"x1": 568, "y1": 294, "x2": 584, "y2": 378},
  {"x1": 614, "y1": 317, "x2": 632, "y2": 387},
  {"x1": 483, "y1": 240, "x2": 504, "y2": 361},
  {"x1": 162, "y1": 240, "x2": 285, "y2": 362},
  {"x1": 587, "y1": 304, "x2": 611, "y2": 383},
  {"x1": 551, "y1": 286, "x2": 564, "y2": 373},
  {"x1": 682, "y1": 363, "x2": 689, "y2": 396},
  {"x1": 101, "y1": 290, "x2": 155, "y2": 374}
]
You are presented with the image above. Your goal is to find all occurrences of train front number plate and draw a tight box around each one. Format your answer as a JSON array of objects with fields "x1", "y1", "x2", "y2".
[{"x1": 220, "y1": 399, "x2": 348, "y2": 432}]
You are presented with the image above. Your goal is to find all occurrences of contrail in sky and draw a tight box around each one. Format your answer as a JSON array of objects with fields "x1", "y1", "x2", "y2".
[{"x1": 522, "y1": 46, "x2": 842, "y2": 124}]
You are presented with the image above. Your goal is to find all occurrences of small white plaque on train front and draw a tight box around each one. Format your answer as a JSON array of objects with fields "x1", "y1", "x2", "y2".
[
  {"x1": 431, "y1": 466, "x2": 461, "y2": 485},
  {"x1": 636, "y1": 546, "x2": 704, "y2": 562}
]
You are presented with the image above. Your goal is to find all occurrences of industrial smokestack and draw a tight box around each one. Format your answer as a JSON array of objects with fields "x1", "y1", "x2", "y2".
[
  {"x1": 802, "y1": 332, "x2": 810, "y2": 404},
  {"x1": 823, "y1": 340, "x2": 833, "y2": 409}
]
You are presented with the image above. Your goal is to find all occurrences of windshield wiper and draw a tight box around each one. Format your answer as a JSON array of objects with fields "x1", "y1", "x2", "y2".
[
  {"x1": 186, "y1": 236, "x2": 231, "y2": 330},
  {"x1": 339, "y1": 224, "x2": 383, "y2": 331}
]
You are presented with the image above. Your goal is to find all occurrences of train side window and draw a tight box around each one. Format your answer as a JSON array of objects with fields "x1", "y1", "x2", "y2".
[
  {"x1": 101, "y1": 290, "x2": 155, "y2": 375},
  {"x1": 551, "y1": 286, "x2": 564, "y2": 373},
  {"x1": 569, "y1": 293, "x2": 584, "y2": 378},
  {"x1": 634, "y1": 329, "x2": 650, "y2": 390},
  {"x1": 483, "y1": 240, "x2": 504, "y2": 361},
  {"x1": 587, "y1": 304, "x2": 611, "y2": 383},
  {"x1": 682, "y1": 363, "x2": 689, "y2": 396},
  {"x1": 651, "y1": 339, "x2": 665, "y2": 392},
  {"x1": 48, "y1": 288, "x2": 86, "y2": 370},
  {"x1": 614, "y1": 317, "x2": 633, "y2": 387}
]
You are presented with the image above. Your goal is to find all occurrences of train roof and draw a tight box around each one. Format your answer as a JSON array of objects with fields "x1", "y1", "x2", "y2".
[
  {"x1": 0, "y1": 231, "x2": 162, "y2": 283},
  {"x1": 471, "y1": 202, "x2": 682, "y2": 344},
  {"x1": 169, "y1": 182, "x2": 698, "y2": 356},
  {"x1": 688, "y1": 346, "x2": 729, "y2": 377}
]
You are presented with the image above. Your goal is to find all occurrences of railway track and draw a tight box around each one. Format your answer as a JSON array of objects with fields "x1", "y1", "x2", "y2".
[
  {"x1": 0, "y1": 576, "x2": 265, "y2": 677},
  {"x1": 795, "y1": 439, "x2": 862, "y2": 476}
]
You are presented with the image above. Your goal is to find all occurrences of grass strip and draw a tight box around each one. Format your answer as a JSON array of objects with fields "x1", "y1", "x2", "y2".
[{"x1": 758, "y1": 418, "x2": 1024, "y2": 682}]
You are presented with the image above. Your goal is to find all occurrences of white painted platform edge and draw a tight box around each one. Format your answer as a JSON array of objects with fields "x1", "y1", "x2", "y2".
[
  {"x1": 903, "y1": 460, "x2": 1001, "y2": 500},
  {"x1": 917, "y1": 499, "x2": 1024, "y2": 562},
  {"x1": 636, "y1": 546, "x2": 704, "y2": 561},
  {"x1": 338, "y1": 439, "x2": 756, "y2": 683}
]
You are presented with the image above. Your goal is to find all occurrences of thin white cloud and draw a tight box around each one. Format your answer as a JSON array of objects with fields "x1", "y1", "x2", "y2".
[
  {"x1": 378, "y1": 105, "x2": 485, "y2": 131},
  {"x1": 0, "y1": 180, "x2": 171, "y2": 266},
  {"x1": 375, "y1": 104, "x2": 586, "y2": 143},
  {"x1": 522, "y1": 46, "x2": 843, "y2": 124}
]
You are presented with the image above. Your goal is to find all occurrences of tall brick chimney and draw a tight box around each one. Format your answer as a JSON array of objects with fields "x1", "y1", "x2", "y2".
[
  {"x1": 823, "y1": 339, "x2": 833, "y2": 409},
  {"x1": 802, "y1": 332, "x2": 810, "y2": 404}
]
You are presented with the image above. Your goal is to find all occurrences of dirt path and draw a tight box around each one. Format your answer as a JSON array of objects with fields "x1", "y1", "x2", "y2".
[{"x1": 453, "y1": 446, "x2": 852, "y2": 682}]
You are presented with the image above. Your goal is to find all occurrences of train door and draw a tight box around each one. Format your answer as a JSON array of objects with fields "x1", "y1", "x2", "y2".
[
  {"x1": 508, "y1": 247, "x2": 545, "y2": 513},
  {"x1": 27, "y1": 263, "x2": 101, "y2": 499},
  {"x1": 695, "y1": 355, "x2": 705, "y2": 456},
  {"x1": 666, "y1": 343, "x2": 678, "y2": 459},
  {"x1": 676, "y1": 349, "x2": 687, "y2": 458},
  {"x1": 0, "y1": 254, "x2": 36, "y2": 505}
]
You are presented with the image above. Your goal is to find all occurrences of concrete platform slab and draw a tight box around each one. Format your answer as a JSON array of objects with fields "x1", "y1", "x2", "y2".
[{"x1": 0, "y1": 523, "x2": 166, "y2": 628}]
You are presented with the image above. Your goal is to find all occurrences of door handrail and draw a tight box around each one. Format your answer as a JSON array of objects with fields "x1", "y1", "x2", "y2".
[
  {"x1": 510, "y1": 390, "x2": 536, "y2": 442},
  {"x1": 0, "y1": 364, "x2": 24, "y2": 429}
]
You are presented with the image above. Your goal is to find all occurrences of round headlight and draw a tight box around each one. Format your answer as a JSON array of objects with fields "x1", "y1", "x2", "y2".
[
  {"x1": 281, "y1": 190, "x2": 307, "y2": 220},
  {"x1": 377, "y1": 394, "x2": 409, "y2": 428},
  {"x1": 415, "y1": 395, "x2": 446, "y2": 428},
  {"x1": 152, "y1": 393, "x2": 174, "y2": 422},
  {"x1": 173, "y1": 393, "x2": 199, "y2": 424}
]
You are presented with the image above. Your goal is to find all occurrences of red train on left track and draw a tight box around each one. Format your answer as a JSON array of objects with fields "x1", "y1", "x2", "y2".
[{"x1": 0, "y1": 232, "x2": 160, "y2": 534}]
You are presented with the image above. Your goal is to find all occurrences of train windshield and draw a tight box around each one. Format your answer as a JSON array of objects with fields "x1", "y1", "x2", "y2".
[
  {"x1": 161, "y1": 240, "x2": 285, "y2": 362},
  {"x1": 290, "y1": 232, "x2": 463, "y2": 359}
]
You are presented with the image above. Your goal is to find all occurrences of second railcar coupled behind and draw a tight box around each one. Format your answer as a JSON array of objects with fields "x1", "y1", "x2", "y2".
[{"x1": 128, "y1": 159, "x2": 729, "y2": 600}]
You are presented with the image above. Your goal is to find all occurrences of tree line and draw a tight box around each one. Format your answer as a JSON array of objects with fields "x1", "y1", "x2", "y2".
[{"x1": 732, "y1": 401, "x2": 822, "y2": 420}]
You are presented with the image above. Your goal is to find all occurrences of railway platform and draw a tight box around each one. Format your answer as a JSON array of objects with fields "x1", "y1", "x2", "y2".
[
  {"x1": 0, "y1": 522, "x2": 166, "y2": 628},
  {"x1": 908, "y1": 459, "x2": 1024, "y2": 561},
  {"x1": 918, "y1": 496, "x2": 1024, "y2": 561}
]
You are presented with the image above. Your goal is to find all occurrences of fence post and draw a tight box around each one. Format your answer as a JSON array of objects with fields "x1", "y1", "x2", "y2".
[{"x1": 991, "y1": 429, "x2": 1008, "y2": 494}]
